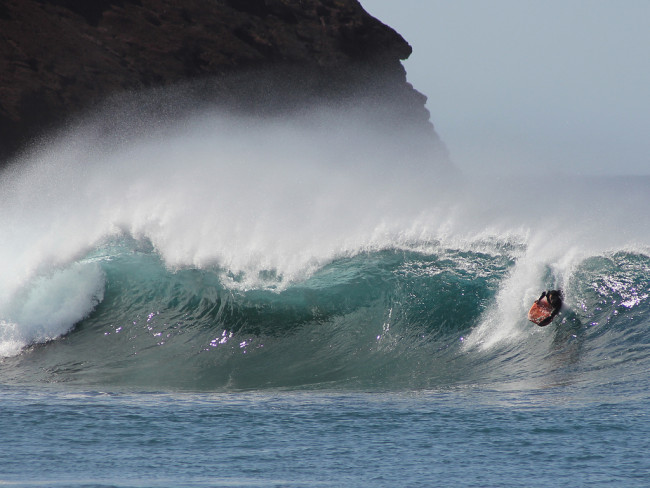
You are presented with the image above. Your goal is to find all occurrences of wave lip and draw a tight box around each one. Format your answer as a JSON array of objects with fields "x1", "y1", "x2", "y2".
[{"x1": 0, "y1": 263, "x2": 105, "y2": 357}]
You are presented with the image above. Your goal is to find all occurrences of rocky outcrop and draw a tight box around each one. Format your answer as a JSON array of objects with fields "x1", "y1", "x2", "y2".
[{"x1": 0, "y1": 0, "x2": 441, "y2": 164}]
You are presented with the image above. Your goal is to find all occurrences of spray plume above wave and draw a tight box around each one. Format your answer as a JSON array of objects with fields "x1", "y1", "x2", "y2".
[
  {"x1": 1, "y1": 88, "x2": 649, "y2": 390},
  {"x1": 0, "y1": 90, "x2": 448, "y2": 356}
]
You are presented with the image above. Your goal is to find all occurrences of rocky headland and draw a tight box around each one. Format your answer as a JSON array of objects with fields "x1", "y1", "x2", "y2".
[{"x1": 0, "y1": 0, "x2": 444, "y2": 165}]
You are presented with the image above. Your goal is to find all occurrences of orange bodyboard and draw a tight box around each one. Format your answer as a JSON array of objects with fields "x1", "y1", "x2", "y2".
[{"x1": 528, "y1": 299, "x2": 553, "y2": 325}]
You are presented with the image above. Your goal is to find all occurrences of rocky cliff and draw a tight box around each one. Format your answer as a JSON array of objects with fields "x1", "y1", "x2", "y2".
[{"x1": 0, "y1": 0, "x2": 441, "y2": 164}]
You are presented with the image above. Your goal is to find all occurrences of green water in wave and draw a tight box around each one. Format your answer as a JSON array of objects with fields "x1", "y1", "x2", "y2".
[{"x1": 5, "y1": 245, "x2": 650, "y2": 394}]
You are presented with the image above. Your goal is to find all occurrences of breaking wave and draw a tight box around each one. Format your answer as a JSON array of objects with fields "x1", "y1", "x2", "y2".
[{"x1": 1, "y1": 97, "x2": 649, "y2": 391}]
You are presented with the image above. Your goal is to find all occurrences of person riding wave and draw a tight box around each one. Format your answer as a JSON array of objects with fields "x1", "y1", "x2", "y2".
[{"x1": 535, "y1": 289, "x2": 563, "y2": 326}]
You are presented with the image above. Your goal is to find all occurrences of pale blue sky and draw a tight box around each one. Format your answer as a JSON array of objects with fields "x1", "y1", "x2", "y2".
[{"x1": 362, "y1": 1, "x2": 650, "y2": 175}]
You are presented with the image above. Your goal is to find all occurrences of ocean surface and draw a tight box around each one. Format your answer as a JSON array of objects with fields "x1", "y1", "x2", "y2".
[{"x1": 1, "y1": 103, "x2": 649, "y2": 487}]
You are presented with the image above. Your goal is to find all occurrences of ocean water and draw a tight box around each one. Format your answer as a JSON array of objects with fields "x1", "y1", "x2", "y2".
[{"x1": 1, "y1": 102, "x2": 649, "y2": 487}]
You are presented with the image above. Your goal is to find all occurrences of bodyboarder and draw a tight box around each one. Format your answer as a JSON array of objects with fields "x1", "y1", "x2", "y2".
[{"x1": 529, "y1": 289, "x2": 563, "y2": 326}]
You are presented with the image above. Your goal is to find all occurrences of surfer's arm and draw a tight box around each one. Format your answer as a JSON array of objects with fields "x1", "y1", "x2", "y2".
[{"x1": 536, "y1": 291, "x2": 546, "y2": 303}]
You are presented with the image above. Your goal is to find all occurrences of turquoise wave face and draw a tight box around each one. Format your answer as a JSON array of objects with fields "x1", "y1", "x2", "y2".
[
  {"x1": 3, "y1": 239, "x2": 649, "y2": 392},
  {"x1": 1, "y1": 240, "x2": 511, "y2": 389}
]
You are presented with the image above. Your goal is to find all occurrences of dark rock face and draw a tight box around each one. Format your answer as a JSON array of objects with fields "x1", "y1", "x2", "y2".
[{"x1": 0, "y1": 0, "x2": 440, "y2": 163}]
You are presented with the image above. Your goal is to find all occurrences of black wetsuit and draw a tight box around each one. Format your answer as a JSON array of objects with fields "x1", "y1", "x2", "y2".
[{"x1": 537, "y1": 290, "x2": 563, "y2": 326}]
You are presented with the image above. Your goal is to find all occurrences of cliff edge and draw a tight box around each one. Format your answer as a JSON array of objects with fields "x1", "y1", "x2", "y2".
[{"x1": 0, "y1": 0, "x2": 442, "y2": 164}]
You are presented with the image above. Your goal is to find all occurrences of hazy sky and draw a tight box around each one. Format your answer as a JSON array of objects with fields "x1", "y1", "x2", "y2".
[{"x1": 361, "y1": 1, "x2": 650, "y2": 175}]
